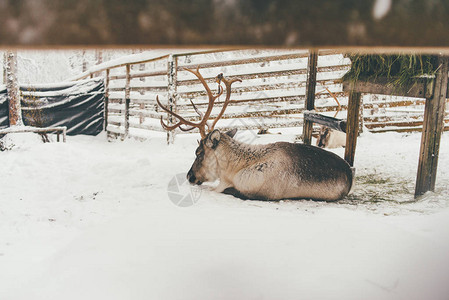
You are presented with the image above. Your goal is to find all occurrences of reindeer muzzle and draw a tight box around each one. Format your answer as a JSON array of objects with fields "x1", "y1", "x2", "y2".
[{"x1": 187, "y1": 170, "x2": 202, "y2": 185}]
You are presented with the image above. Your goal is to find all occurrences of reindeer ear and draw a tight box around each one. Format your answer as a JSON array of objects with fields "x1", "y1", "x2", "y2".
[
  {"x1": 225, "y1": 128, "x2": 238, "y2": 138},
  {"x1": 205, "y1": 130, "x2": 221, "y2": 149}
]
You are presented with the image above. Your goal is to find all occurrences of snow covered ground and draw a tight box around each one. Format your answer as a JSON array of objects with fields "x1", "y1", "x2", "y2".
[{"x1": 1, "y1": 130, "x2": 449, "y2": 300}]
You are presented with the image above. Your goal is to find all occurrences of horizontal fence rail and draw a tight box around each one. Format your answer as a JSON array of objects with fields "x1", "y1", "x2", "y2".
[{"x1": 75, "y1": 49, "x2": 449, "y2": 142}]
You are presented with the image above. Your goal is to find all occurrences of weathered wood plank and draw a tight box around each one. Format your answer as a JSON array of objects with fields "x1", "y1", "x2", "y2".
[
  {"x1": 302, "y1": 51, "x2": 318, "y2": 144},
  {"x1": 127, "y1": 69, "x2": 167, "y2": 79},
  {"x1": 370, "y1": 124, "x2": 449, "y2": 133},
  {"x1": 178, "y1": 50, "x2": 346, "y2": 71},
  {"x1": 104, "y1": 69, "x2": 110, "y2": 131},
  {"x1": 108, "y1": 64, "x2": 349, "y2": 86},
  {"x1": 363, "y1": 99, "x2": 428, "y2": 109},
  {"x1": 179, "y1": 79, "x2": 341, "y2": 98},
  {"x1": 109, "y1": 86, "x2": 168, "y2": 92},
  {"x1": 0, "y1": 126, "x2": 67, "y2": 142},
  {"x1": 5, "y1": 51, "x2": 23, "y2": 126},
  {"x1": 415, "y1": 56, "x2": 449, "y2": 197},
  {"x1": 107, "y1": 120, "x2": 122, "y2": 127},
  {"x1": 178, "y1": 65, "x2": 349, "y2": 85},
  {"x1": 344, "y1": 91, "x2": 361, "y2": 166},
  {"x1": 176, "y1": 92, "x2": 347, "y2": 108},
  {"x1": 167, "y1": 55, "x2": 178, "y2": 144},
  {"x1": 170, "y1": 108, "x2": 305, "y2": 122},
  {"x1": 177, "y1": 53, "x2": 309, "y2": 71},
  {"x1": 342, "y1": 77, "x2": 432, "y2": 98},
  {"x1": 124, "y1": 64, "x2": 131, "y2": 140},
  {"x1": 303, "y1": 111, "x2": 346, "y2": 133},
  {"x1": 366, "y1": 119, "x2": 424, "y2": 127}
]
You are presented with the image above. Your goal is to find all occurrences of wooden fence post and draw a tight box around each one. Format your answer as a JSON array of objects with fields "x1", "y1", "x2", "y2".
[
  {"x1": 167, "y1": 55, "x2": 178, "y2": 144},
  {"x1": 5, "y1": 51, "x2": 23, "y2": 126},
  {"x1": 415, "y1": 55, "x2": 449, "y2": 197},
  {"x1": 359, "y1": 95, "x2": 364, "y2": 134},
  {"x1": 123, "y1": 64, "x2": 130, "y2": 140},
  {"x1": 104, "y1": 69, "x2": 110, "y2": 133},
  {"x1": 302, "y1": 50, "x2": 318, "y2": 144},
  {"x1": 3, "y1": 52, "x2": 7, "y2": 84},
  {"x1": 344, "y1": 90, "x2": 362, "y2": 167}
]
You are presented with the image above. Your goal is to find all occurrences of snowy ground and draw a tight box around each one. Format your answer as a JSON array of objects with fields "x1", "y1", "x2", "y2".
[{"x1": 1, "y1": 129, "x2": 449, "y2": 300}]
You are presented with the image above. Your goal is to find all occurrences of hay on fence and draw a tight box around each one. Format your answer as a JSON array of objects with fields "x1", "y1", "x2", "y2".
[{"x1": 342, "y1": 54, "x2": 439, "y2": 88}]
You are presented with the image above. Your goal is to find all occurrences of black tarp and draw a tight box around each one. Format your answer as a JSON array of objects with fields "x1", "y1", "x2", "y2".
[
  {"x1": 0, "y1": 88, "x2": 8, "y2": 129},
  {"x1": 0, "y1": 78, "x2": 104, "y2": 136}
]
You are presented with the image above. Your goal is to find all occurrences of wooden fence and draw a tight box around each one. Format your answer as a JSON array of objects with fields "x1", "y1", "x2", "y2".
[{"x1": 74, "y1": 49, "x2": 449, "y2": 142}]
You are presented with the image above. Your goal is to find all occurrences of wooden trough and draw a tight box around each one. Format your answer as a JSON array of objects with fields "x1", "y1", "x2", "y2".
[{"x1": 303, "y1": 51, "x2": 448, "y2": 198}]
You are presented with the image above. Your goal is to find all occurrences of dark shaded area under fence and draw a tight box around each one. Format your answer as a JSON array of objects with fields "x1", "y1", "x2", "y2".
[{"x1": 0, "y1": 79, "x2": 105, "y2": 136}]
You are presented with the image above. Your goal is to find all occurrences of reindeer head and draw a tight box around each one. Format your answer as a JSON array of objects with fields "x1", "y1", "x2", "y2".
[
  {"x1": 156, "y1": 68, "x2": 241, "y2": 185},
  {"x1": 187, "y1": 129, "x2": 237, "y2": 185}
]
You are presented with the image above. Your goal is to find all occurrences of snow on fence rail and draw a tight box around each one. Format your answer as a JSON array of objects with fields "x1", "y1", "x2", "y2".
[{"x1": 74, "y1": 49, "x2": 449, "y2": 142}]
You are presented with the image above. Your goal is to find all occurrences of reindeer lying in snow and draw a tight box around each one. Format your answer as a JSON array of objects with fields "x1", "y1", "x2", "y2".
[
  {"x1": 157, "y1": 69, "x2": 353, "y2": 201},
  {"x1": 315, "y1": 87, "x2": 347, "y2": 149},
  {"x1": 316, "y1": 126, "x2": 346, "y2": 149}
]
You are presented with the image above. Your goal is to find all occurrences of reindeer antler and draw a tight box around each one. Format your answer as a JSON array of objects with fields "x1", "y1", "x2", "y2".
[
  {"x1": 211, "y1": 73, "x2": 242, "y2": 130},
  {"x1": 157, "y1": 68, "x2": 241, "y2": 139},
  {"x1": 324, "y1": 87, "x2": 342, "y2": 118}
]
